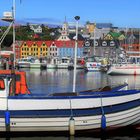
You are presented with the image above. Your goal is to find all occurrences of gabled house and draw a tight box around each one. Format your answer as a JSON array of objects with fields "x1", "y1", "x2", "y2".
[
  {"x1": 48, "y1": 42, "x2": 58, "y2": 57},
  {"x1": 103, "y1": 32, "x2": 123, "y2": 40},
  {"x1": 30, "y1": 24, "x2": 42, "y2": 34}
]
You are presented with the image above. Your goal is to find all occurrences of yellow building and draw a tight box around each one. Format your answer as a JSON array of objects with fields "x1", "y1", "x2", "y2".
[
  {"x1": 86, "y1": 23, "x2": 96, "y2": 33},
  {"x1": 20, "y1": 41, "x2": 49, "y2": 58}
]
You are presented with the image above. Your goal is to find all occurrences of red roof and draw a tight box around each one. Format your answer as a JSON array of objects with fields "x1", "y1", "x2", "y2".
[
  {"x1": 45, "y1": 41, "x2": 53, "y2": 47},
  {"x1": 36, "y1": 41, "x2": 43, "y2": 46},
  {"x1": 26, "y1": 41, "x2": 34, "y2": 47},
  {"x1": 21, "y1": 40, "x2": 84, "y2": 48}
]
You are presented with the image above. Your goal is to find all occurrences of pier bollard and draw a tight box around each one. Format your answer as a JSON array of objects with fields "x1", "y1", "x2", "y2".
[{"x1": 69, "y1": 117, "x2": 75, "y2": 136}]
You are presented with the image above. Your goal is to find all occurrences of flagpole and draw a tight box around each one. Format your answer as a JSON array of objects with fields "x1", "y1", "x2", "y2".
[{"x1": 72, "y1": 16, "x2": 80, "y2": 93}]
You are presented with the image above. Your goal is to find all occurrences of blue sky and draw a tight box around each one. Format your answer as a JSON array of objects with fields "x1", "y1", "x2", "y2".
[{"x1": 0, "y1": 0, "x2": 140, "y2": 27}]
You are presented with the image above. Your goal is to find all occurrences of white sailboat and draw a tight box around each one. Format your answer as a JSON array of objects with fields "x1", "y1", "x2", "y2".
[{"x1": 107, "y1": 29, "x2": 140, "y2": 75}]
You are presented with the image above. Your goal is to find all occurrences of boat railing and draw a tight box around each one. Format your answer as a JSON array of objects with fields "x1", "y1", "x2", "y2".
[{"x1": 49, "y1": 92, "x2": 78, "y2": 96}]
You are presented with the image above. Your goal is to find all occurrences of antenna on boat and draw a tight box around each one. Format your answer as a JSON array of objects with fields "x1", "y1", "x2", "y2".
[{"x1": 72, "y1": 16, "x2": 80, "y2": 93}]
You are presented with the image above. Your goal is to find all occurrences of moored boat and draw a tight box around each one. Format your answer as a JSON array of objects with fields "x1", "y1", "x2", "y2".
[
  {"x1": 107, "y1": 63, "x2": 140, "y2": 75},
  {"x1": 17, "y1": 57, "x2": 46, "y2": 69},
  {"x1": 17, "y1": 58, "x2": 30, "y2": 68},
  {"x1": 84, "y1": 56, "x2": 102, "y2": 72},
  {"x1": 57, "y1": 57, "x2": 73, "y2": 69},
  {"x1": 46, "y1": 57, "x2": 58, "y2": 69},
  {"x1": 0, "y1": 70, "x2": 140, "y2": 135},
  {"x1": 30, "y1": 58, "x2": 46, "y2": 69}
]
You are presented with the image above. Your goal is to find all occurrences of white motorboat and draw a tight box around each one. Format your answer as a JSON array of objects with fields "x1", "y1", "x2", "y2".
[{"x1": 57, "y1": 57, "x2": 73, "y2": 69}]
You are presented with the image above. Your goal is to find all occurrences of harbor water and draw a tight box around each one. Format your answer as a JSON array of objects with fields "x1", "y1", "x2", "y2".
[
  {"x1": 2, "y1": 68, "x2": 140, "y2": 139},
  {"x1": 26, "y1": 69, "x2": 140, "y2": 95}
]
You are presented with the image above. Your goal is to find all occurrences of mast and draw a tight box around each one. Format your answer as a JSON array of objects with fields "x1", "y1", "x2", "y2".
[
  {"x1": 72, "y1": 16, "x2": 80, "y2": 93},
  {"x1": 93, "y1": 23, "x2": 96, "y2": 56},
  {"x1": 12, "y1": 0, "x2": 16, "y2": 68},
  {"x1": 11, "y1": 0, "x2": 16, "y2": 96},
  {"x1": 139, "y1": 29, "x2": 140, "y2": 53}
]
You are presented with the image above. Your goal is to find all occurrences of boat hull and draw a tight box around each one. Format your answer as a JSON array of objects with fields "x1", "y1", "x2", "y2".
[
  {"x1": 107, "y1": 64, "x2": 140, "y2": 75},
  {"x1": 84, "y1": 62, "x2": 101, "y2": 72},
  {"x1": 0, "y1": 104, "x2": 140, "y2": 132},
  {"x1": 0, "y1": 90, "x2": 140, "y2": 133}
]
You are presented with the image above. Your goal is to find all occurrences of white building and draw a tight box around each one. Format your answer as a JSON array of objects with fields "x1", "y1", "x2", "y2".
[
  {"x1": 30, "y1": 24, "x2": 42, "y2": 33},
  {"x1": 48, "y1": 42, "x2": 58, "y2": 57}
]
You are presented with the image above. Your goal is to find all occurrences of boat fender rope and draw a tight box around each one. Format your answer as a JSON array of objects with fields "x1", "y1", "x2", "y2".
[{"x1": 100, "y1": 94, "x2": 106, "y2": 129}]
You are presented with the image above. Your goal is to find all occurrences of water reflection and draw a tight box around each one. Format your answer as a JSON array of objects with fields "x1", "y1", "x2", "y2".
[
  {"x1": 20, "y1": 69, "x2": 140, "y2": 95},
  {"x1": 24, "y1": 69, "x2": 109, "y2": 95}
]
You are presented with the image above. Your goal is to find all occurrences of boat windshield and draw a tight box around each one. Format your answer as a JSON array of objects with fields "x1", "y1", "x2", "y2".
[{"x1": 86, "y1": 56, "x2": 102, "y2": 62}]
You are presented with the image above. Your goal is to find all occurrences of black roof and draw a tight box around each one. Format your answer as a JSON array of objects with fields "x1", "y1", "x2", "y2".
[{"x1": 69, "y1": 33, "x2": 84, "y2": 41}]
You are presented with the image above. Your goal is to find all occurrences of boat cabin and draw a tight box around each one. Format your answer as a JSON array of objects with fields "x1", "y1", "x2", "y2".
[{"x1": 0, "y1": 70, "x2": 30, "y2": 95}]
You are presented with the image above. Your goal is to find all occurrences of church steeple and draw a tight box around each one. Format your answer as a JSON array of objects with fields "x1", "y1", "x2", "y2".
[
  {"x1": 62, "y1": 16, "x2": 69, "y2": 36},
  {"x1": 57, "y1": 17, "x2": 70, "y2": 41}
]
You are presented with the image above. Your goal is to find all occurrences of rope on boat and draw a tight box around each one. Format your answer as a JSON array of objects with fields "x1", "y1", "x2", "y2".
[{"x1": 100, "y1": 93, "x2": 106, "y2": 130}]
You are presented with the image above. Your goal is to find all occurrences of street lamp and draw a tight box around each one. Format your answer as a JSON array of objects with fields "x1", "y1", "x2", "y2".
[{"x1": 73, "y1": 16, "x2": 80, "y2": 92}]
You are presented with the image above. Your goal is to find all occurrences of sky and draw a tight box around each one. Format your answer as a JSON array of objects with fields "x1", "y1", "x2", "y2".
[{"x1": 0, "y1": 0, "x2": 140, "y2": 28}]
